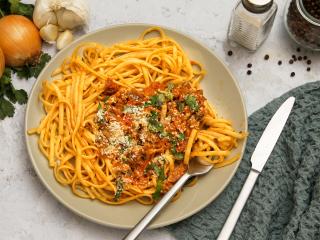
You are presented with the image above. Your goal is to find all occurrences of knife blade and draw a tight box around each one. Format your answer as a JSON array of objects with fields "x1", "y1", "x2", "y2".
[{"x1": 217, "y1": 96, "x2": 295, "y2": 240}]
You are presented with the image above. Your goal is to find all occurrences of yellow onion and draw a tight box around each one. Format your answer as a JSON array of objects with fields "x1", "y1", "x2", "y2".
[
  {"x1": 0, "y1": 47, "x2": 4, "y2": 78},
  {"x1": 0, "y1": 15, "x2": 42, "y2": 67}
]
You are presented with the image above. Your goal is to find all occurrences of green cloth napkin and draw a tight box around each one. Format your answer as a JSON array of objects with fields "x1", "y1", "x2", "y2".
[{"x1": 168, "y1": 81, "x2": 320, "y2": 240}]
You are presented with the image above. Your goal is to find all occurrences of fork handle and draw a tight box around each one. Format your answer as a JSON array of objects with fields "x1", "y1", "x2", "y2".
[
  {"x1": 217, "y1": 169, "x2": 260, "y2": 240},
  {"x1": 123, "y1": 173, "x2": 191, "y2": 240}
]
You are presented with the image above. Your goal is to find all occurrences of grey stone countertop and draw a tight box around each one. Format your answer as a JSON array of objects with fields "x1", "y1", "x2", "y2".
[{"x1": 0, "y1": 0, "x2": 319, "y2": 239}]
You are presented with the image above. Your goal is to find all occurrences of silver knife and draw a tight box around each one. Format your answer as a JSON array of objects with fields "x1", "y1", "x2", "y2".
[{"x1": 217, "y1": 96, "x2": 295, "y2": 240}]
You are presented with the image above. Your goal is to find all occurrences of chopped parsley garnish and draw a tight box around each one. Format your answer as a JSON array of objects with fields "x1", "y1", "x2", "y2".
[
  {"x1": 114, "y1": 178, "x2": 124, "y2": 201},
  {"x1": 148, "y1": 111, "x2": 164, "y2": 133},
  {"x1": 159, "y1": 131, "x2": 169, "y2": 138},
  {"x1": 163, "y1": 91, "x2": 173, "y2": 101},
  {"x1": 153, "y1": 179, "x2": 163, "y2": 200},
  {"x1": 178, "y1": 132, "x2": 185, "y2": 141},
  {"x1": 170, "y1": 144, "x2": 184, "y2": 160},
  {"x1": 173, "y1": 152, "x2": 184, "y2": 160},
  {"x1": 98, "y1": 102, "x2": 102, "y2": 110},
  {"x1": 177, "y1": 102, "x2": 185, "y2": 112},
  {"x1": 184, "y1": 95, "x2": 199, "y2": 112},
  {"x1": 146, "y1": 163, "x2": 166, "y2": 200},
  {"x1": 146, "y1": 85, "x2": 175, "y2": 108},
  {"x1": 149, "y1": 93, "x2": 166, "y2": 107}
]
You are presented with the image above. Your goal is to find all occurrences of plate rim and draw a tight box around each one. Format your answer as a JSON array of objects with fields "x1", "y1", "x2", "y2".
[{"x1": 24, "y1": 23, "x2": 248, "y2": 229}]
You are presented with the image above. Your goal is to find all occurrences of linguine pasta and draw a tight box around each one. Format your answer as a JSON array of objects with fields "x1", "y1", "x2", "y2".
[{"x1": 28, "y1": 27, "x2": 246, "y2": 205}]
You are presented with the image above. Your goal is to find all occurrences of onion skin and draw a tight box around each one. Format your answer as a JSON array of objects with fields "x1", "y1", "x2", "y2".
[
  {"x1": 0, "y1": 47, "x2": 4, "y2": 78},
  {"x1": 0, "y1": 15, "x2": 42, "y2": 67}
]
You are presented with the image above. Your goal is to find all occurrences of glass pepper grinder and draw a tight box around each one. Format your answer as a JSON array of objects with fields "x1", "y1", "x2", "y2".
[{"x1": 227, "y1": 0, "x2": 278, "y2": 51}]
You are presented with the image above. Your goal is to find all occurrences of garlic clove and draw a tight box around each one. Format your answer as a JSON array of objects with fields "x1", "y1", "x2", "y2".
[
  {"x1": 33, "y1": 0, "x2": 58, "y2": 29},
  {"x1": 40, "y1": 24, "x2": 59, "y2": 43},
  {"x1": 56, "y1": 8, "x2": 86, "y2": 30},
  {"x1": 56, "y1": 30, "x2": 73, "y2": 50}
]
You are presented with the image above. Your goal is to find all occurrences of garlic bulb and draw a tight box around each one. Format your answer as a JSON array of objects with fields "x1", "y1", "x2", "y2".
[
  {"x1": 33, "y1": 0, "x2": 89, "y2": 30},
  {"x1": 33, "y1": 0, "x2": 57, "y2": 29},
  {"x1": 40, "y1": 24, "x2": 58, "y2": 43},
  {"x1": 57, "y1": 30, "x2": 73, "y2": 50}
]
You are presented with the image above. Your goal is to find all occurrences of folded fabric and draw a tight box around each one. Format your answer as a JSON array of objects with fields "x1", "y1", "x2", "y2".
[{"x1": 168, "y1": 81, "x2": 320, "y2": 240}]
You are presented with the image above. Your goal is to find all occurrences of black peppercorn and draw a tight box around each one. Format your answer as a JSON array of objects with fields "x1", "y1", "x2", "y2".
[
  {"x1": 247, "y1": 70, "x2": 252, "y2": 75},
  {"x1": 264, "y1": 54, "x2": 269, "y2": 60},
  {"x1": 278, "y1": 60, "x2": 282, "y2": 65},
  {"x1": 303, "y1": 0, "x2": 320, "y2": 20},
  {"x1": 303, "y1": 56, "x2": 308, "y2": 60},
  {"x1": 247, "y1": 63, "x2": 252, "y2": 68},
  {"x1": 307, "y1": 59, "x2": 312, "y2": 65},
  {"x1": 290, "y1": 72, "x2": 295, "y2": 77},
  {"x1": 287, "y1": 0, "x2": 320, "y2": 50},
  {"x1": 307, "y1": 67, "x2": 311, "y2": 71},
  {"x1": 289, "y1": 59, "x2": 294, "y2": 64},
  {"x1": 227, "y1": 50, "x2": 233, "y2": 56},
  {"x1": 298, "y1": 56, "x2": 302, "y2": 61}
]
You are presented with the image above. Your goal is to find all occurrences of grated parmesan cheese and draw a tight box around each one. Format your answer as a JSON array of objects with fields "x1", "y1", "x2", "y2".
[{"x1": 97, "y1": 108, "x2": 105, "y2": 122}]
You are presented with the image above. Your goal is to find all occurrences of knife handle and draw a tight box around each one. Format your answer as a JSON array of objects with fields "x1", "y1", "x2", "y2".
[{"x1": 217, "y1": 169, "x2": 260, "y2": 240}]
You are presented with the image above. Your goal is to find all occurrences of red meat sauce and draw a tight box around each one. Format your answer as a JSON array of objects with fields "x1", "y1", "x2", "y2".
[{"x1": 95, "y1": 80, "x2": 207, "y2": 195}]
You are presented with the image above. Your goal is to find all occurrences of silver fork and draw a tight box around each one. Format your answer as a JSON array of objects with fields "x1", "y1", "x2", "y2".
[{"x1": 123, "y1": 158, "x2": 213, "y2": 240}]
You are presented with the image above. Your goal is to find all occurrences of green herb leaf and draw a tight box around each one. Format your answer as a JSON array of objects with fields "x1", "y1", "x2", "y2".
[
  {"x1": 9, "y1": 0, "x2": 34, "y2": 19},
  {"x1": 146, "y1": 163, "x2": 166, "y2": 200},
  {"x1": 185, "y1": 95, "x2": 199, "y2": 112},
  {"x1": 0, "y1": 0, "x2": 11, "y2": 16},
  {"x1": 164, "y1": 91, "x2": 173, "y2": 101},
  {"x1": 152, "y1": 180, "x2": 163, "y2": 200},
  {"x1": 148, "y1": 111, "x2": 164, "y2": 133},
  {"x1": 178, "y1": 132, "x2": 185, "y2": 141},
  {"x1": 159, "y1": 131, "x2": 169, "y2": 138},
  {"x1": 11, "y1": 52, "x2": 51, "y2": 79},
  {"x1": 28, "y1": 52, "x2": 51, "y2": 78},
  {"x1": 114, "y1": 178, "x2": 124, "y2": 201},
  {"x1": 144, "y1": 101, "x2": 151, "y2": 107},
  {"x1": 177, "y1": 102, "x2": 185, "y2": 112},
  {"x1": 150, "y1": 93, "x2": 166, "y2": 107},
  {"x1": 173, "y1": 152, "x2": 184, "y2": 160},
  {"x1": 14, "y1": 89, "x2": 28, "y2": 104},
  {"x1": 0, "y1": 67, "x2": 29, "y2": 120},
  {"x1": 0, "y1": 98, "x2": 15, "y2": 119},
  {"x1": 170, "y1": 145, "x2": 184, "y2": 160},
  {"x1": 0, "y1": 68, "x2": 12, "y2": 84},
  {"x1": 5, "y1": 87, "x2": 16, "y2": 103},
  {"x1": 145, "y1": 162, "x2": 156, "y2": 173},
  {"x1": 148, "y1": 121, "x2": 163, "y2": 133},
  {"x1": 11, "y1": 66, "x2": 30, "y2": 79}
]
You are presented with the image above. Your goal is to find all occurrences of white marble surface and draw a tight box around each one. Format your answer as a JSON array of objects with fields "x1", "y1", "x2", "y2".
[{"x1": 1, "y1": 0, "x2": 319, "y2": 239}]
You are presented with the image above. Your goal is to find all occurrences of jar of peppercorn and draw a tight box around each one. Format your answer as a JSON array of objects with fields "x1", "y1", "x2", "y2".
[{"x1": 285, "y1": 0, "x2": 320, "y2": 51}]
